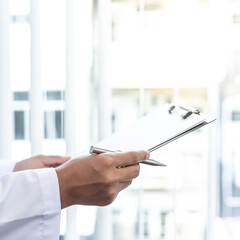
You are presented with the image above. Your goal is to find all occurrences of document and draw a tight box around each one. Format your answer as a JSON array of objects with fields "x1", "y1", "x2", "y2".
[{"x1": 91, "y1": 103, "x2": 216, "y2": 166}]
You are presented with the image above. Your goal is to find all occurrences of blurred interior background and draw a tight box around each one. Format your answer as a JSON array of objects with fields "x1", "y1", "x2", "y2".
[{"x1": 1, "y1": 0, "x2": 240, "y2": 239}]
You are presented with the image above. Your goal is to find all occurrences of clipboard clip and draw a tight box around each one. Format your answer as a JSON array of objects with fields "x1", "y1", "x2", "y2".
[{"x1": 168, "y1": 105, "x2": 200, "y2": 120}]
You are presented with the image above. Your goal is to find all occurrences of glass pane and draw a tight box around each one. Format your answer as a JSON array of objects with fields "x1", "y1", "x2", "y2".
[
  {"x1": 13, "y1": 91, "x2": 29, "y2": 101},
  {"x1": 14, "y1": 111, "x2": 25, "y2": 140},
  {"x1": 42, "y1": 90, "x2": 66, "y2": 156},
  {"x1": 12, "y1": 93, "x2": 30, "y2": 161},
  {"x1": 44, "y1": 110, "x2": 64, "y2": 139},
  {"x1": 45, "y1": 90, "x2": 65, "y2": 101}
]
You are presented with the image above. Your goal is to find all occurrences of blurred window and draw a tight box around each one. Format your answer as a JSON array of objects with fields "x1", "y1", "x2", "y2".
[
  {"x1": 44, "y1": 110, "x2": 64, "y2": 139},
  {"x1": 14, "y1": 111, "x2": 25, "y2": 140},
  {"x1": 45, "y1": 91, "x2": 64, "y2": 101},
  {"x1": 13, "y1": 92, "x2": 29, "y2": 101}
]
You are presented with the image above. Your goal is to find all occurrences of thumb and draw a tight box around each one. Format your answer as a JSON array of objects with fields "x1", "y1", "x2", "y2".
[{"x1": 44, "y1": 155, "x2": 71, "y2": 167}]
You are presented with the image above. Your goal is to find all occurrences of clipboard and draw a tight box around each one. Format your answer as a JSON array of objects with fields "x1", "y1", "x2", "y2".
[{"x1": 90, "y1": 103, "x2": 216, "y2": 166}]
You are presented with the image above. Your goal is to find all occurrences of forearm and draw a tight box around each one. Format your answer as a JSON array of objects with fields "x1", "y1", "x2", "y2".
[{"x1": 0, "y1": 169, "x2": 61, "y2": 239}]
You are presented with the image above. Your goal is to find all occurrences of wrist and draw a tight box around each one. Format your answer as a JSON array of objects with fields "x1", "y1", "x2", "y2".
[
  {"x1": 55, "y1": 167, "x2": 72, "y2": 209},
  {"x1": 13, "y1": 161, "x2": 22, "y2": 172}
]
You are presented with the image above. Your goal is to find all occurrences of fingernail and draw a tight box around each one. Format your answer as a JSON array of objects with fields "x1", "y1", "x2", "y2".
[{"x1": 147, "y1": 151, "x2": 150, "y2": 159}]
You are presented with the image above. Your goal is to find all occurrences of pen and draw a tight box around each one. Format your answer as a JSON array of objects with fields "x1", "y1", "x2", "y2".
[{"x1": 89, "y1": 146, "x2": 166, "y2": 167}]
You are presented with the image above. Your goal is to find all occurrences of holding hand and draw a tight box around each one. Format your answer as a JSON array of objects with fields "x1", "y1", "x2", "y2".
[
  {"x1": 14, "y1": 155, "x2": 71, "y2": 172},
  {"x1": 56, "y1": 150, "x2": 149, "y2": 208}
]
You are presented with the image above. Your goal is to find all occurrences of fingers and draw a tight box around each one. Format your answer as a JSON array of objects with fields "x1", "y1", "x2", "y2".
[
  {"x1": 116, "y1": 164, "x2": 140, "y2": 182},
  {"x1": 93, "y1": 180, "x2": 133, "y2": 206},
  {"x1": 91, "y1": 150, "x2": 148, "y2": 183},
  {"x1": 105, "y1": 181, "x2": 133, "y2": 205},
  {"x1": 43, "y1": 155, "x2": 71, "y2": 167},
  {"x1": 117, "y1": 180, "x2": 132, "y2": 191},
  {"x1": 110, "y1": 150, "x2": 150, "y2": 168}
]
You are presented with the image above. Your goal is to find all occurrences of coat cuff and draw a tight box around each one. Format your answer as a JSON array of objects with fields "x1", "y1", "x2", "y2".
[
  {"x1": 35, "y1": 168, "x2": 61, "y2": 239},
  {"x1": 0, "y1": 161, "x2": 16, "y2": 177}
]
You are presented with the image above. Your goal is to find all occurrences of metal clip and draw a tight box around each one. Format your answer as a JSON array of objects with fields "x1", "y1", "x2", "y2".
[{"x1": 168, "y1": 105, "x2": 200, "y2": 119}]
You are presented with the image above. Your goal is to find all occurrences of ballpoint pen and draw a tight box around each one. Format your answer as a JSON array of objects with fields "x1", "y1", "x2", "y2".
[{"x1": 89, "y1": 146, "x2": 166, "y2": 167}]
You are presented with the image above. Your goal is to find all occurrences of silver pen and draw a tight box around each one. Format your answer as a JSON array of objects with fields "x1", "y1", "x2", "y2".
[{"x1": 89, "y1": 146, "x2": 166, "y2": 167}]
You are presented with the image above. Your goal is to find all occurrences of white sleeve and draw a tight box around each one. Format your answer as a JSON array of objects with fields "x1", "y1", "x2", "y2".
[
  {"x1": 0, "y1": 161, "x2": 16, "y2": 177},
  {"x1": 0, "y1": 168, "x2": 61, "y2": 240}
]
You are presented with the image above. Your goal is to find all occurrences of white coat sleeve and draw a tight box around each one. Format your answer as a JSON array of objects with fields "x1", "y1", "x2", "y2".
[
  {"x1": 0, "y1": 168, "x2": 61, "y2": 240},
  {"x1": 0, "y1": 161, "x2": 16, "y2": 177}
]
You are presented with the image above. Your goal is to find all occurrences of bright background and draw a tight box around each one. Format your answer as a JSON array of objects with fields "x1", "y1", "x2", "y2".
[{"x1": 1, "y1": 0, "x2": 240, "y2": 240}]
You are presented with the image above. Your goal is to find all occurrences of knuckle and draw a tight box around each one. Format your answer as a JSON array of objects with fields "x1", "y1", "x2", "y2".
[
  {"x1": 101, "y1": 188, "x2": 117, "y2": 206},
  {"x1": 144, "y1": 150, "x2": 149, "y2": 160},
  {"x1": 120, "y1": 180, "x2": 133, "y2": 191},
  {"x1": 101, "y1": 197, "x2": 114, "y2": 206},
  {"x1": 99, "y1": 154, "x2": 114, "y2": 168},
  {"x1": 139, "y1": 150, "x2": 148, "y2": 160},
  {"x1": 125, "y1": 180, "x2": 132, "y2": 188},
  {"x1": 102, "y1": 173, "x2": 115, "y2": 185},
  {"x1": 36, "y1": 154, "x2": 43, "y2": 159},
  {"x1": 130, "y1": 151, "x2": 139, "y2": 163},
  {"x1": 133, "y1": 164, "x2": 140, "y2": 178},
  {"x1": 106, "y1": 188, "x2": 116, "y2": 199}
]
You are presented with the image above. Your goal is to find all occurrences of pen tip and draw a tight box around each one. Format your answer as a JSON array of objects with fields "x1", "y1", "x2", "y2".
[{"x1": 89, "y1": 146, "x2": 94, "y2": 154}]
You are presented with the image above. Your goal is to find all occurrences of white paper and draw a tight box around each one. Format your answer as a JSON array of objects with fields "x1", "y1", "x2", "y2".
[{"x1": 94, "y1": 104, "x2": 208, "y2": 152}]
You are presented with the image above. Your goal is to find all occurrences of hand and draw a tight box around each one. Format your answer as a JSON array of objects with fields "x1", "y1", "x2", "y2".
[
  {"x1": 55, "y1": 150, "x2": 150, "y2": 209},
  {"x1": 14, "y1": 155, "x2": 71, "y2": 172}
]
